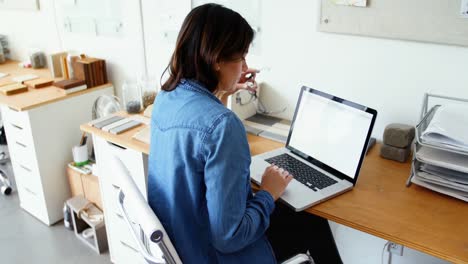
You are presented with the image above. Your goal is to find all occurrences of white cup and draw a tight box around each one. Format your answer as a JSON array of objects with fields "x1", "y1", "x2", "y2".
[{"x1": 72, "y1": 145, "x2": 88, "y2": 166}]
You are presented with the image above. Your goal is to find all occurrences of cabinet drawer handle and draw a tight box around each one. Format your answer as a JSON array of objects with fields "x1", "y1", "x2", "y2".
[
  {"x1": 19, "y1": 164, "x2": 32, "y2": 172},
  {"x1": 115, "y1": 212, "x2": 136, "y2": 225},
  {"x1": 15, "y1": 141, "x2": 27, "y2": 148},
  {"x1": 108, "y1": 141, "x2": 127, "y2": 150},
  {"x1": 24, "y1": 187, "x2": 37, "y2": 196},
  {"x1": 10, "y1": 123, "x2": 23, "y2": 130},
  {"x1": 8, "y1": 107, "x2": 19, "y2": 112},
  {"x1": 111, "y1": 183, "x2": 120, "y2": 190},
  {"x1": 120, "y1": 240, "x2": 138, "y2": 253}
]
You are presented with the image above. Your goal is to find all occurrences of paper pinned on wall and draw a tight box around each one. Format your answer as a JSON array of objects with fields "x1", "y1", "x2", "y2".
[
  {"x1": 461, "y1": 0, "x2": 468, "y2": 18},
  {"x1": 330, "y1": 0, "x2": 367, "y2": 7}
]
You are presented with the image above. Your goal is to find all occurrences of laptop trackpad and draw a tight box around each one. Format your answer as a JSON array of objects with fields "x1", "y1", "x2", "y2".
[{"x1": 281, "y1": 180, "x2": 321, "y2": 209}]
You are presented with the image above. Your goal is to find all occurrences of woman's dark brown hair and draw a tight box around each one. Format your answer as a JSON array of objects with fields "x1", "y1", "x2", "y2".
[{"x1": 161, "y1": 4, "x2": 254, "y2": 93}]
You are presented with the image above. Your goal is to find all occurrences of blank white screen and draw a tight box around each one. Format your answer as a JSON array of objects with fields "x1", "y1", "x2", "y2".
[{"x1": 289, "y1": 91, "x2": 373, "y2": 178}]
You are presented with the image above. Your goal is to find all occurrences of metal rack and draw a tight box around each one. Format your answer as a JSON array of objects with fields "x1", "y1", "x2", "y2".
[{"x1": 406, "y1": 93, "x2": 468, "y2": 202}]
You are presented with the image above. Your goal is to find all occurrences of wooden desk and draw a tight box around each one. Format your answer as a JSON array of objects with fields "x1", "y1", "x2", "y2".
[
  {"x1": 249, "y1": 135, "x2": 468, "y2": 264},
  {"x1": 81, "y1": 120, "x2": 468, "y2": 264}
]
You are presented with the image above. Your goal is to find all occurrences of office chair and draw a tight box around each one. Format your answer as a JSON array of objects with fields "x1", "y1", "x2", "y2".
[
  {"x1": 115, "y1": 157, "x2": 314, "y2": 264},
  {"x1": 0, "y1": 151, "x2": 12, "y2": 195},
  {"x1": 115, "y1": 157, "x2": 182, "y2": 264}
]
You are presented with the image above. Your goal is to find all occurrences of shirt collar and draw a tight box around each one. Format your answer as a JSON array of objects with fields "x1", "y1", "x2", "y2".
[{"x1": 179, "y1": 79, "x2": 222, "y2": 105}]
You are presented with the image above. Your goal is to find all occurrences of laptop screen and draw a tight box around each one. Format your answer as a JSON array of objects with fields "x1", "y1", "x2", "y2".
[{"x1": 287, "y1": 87, "x2": 377, "y2": 183}]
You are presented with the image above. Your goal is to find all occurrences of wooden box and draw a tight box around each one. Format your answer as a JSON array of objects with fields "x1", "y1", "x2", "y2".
[{"x1": 67, "y1": 166, "x2": 103, "y2": 210}]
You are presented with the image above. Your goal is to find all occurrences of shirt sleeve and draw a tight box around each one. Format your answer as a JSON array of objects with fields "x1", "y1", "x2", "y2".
[{"x1": 201, "y1": 112, "x2": 276, "y2": 254}]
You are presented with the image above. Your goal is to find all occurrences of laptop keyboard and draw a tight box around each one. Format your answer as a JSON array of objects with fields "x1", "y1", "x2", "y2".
[{"x1": 265, "y1": 153, "x2": 338, "y2": 191}]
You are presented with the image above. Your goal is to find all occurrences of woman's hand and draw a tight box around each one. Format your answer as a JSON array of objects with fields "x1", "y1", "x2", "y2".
[
  {"x1": 217, "y1": 68, "x2": 260, "y2": 106},
  {"x1": 260, "y1": 164, "x2": 294, "y2": 201},
  {"x1": 236, "y1": 68, "x2": 260, "y2": 93}
]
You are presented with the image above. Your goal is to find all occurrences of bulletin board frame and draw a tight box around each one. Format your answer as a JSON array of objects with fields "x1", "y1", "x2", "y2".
[{"x1": 318, "y1": 0, "x2": 468, "y2": 47}]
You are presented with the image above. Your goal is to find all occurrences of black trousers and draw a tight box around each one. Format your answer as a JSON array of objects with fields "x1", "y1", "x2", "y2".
[{"x1": 266, "y1": 203, "x2": 343, "y2": 264}]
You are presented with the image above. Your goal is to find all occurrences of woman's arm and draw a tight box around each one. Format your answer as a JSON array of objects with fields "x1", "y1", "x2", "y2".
[{"x1": 201, "y1": 112, "x2": 275, "y2": 254}]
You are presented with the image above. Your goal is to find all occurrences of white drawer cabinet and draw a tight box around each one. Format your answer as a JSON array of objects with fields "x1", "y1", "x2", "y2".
[
  {"x1": 92, "y1": 136, "x2": 148, "y2": 264},
  {"x1": 1, "y1": 85, "x2": 114, "y2": 225}
]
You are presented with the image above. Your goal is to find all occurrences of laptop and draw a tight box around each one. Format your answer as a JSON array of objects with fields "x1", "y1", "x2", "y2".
[{"x1": 250, "y1": 86, "x2": 377, "y2": 211}]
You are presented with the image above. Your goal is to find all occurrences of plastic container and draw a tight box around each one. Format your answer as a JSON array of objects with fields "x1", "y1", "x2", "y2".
[
  {"x1": 0, "y1": 44, "x2": 5, "y2": 64},
  {"x1": 30, "y1": 52, "x2": 46, "y2": 68},
  {"x1": 139, "y1": 75, "x2": 159, "y2": 108},
  {"x1": 122, "y1": 80, "x2": 143, "y2": 114},
  {"x1": 72, "y1": 144, "x2": 89, "y2": 166}
]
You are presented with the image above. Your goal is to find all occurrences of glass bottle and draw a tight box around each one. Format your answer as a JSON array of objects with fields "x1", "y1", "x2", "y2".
[
  {"x1": 139, "y1": 75, "x2": 159, "y2": 109},
  {"x1": 0, "y1": 43, "x2": 5, "y2": 64},
  {"x1": 122, "y1": 80, "x2": 143, "y2": 114}
]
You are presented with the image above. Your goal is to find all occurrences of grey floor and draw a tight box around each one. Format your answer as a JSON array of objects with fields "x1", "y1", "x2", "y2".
[{"x1": 0, "y1": 146, "x2": 111, "y2": 264}]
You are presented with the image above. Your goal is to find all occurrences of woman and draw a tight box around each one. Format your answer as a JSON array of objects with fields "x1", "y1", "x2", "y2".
[{"x1": 148, "y1": 4, "x2": 341, "y2": 263}]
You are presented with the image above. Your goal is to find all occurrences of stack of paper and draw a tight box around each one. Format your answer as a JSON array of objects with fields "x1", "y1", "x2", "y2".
[
  {"x1": 411, "y1": 104, "x2": 468, "y2": 202},
  {"x1": 242, "y1": 114, "x2": 291, "y2": 143},
  {"x1": 420, "y1": 105, "x2": 468, "y2": 152}
]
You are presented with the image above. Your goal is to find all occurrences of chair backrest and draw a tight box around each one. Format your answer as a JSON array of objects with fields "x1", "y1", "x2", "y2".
[{"x1": 114, "y1": 157, "x2": 182, "y2": 264}]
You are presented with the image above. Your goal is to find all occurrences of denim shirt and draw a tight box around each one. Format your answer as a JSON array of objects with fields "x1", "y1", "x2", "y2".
[{"x1": 148, "y1": 79, "x2": 276, "y2": 263}]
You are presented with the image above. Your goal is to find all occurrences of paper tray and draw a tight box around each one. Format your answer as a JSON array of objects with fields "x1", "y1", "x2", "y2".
[
  {"x1": 415, "y1": 105, "x2": 468, "y2": 156},
  {"x1": 410, "y1": 160, "x2": 468, "y2": 202},
  {"x1": 414, "y1": 142, "x2": 468, "y2": 174}
]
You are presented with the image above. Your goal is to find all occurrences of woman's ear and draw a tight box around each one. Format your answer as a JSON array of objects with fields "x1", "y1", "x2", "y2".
[{"x1": 214, "y1": 62, "x2": 221, "y2": 71}]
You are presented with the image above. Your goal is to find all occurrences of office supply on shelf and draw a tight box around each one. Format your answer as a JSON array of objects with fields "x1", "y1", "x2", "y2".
[
  {"x1": 54, "y1": 78, "x2": 86, "y2": 89},
  {"x1": 12, "y1": 74, "x2": 38, "y2": 83},
  {"x1": 68, "y1": 162, "x2": 92, "y2": 175},
  {"x1": 0, "y1": 83, "x2": 28, "y2": 95},
  {"x1": 72, "y1": 144, "x2": 89, "y2": 166},
  {"x1": 75, "y1": 57, "x2": 108, "y2": 88},
  {"x1": 48, "y1": 52, "x2": 68, "y2": 78},
  {"x1": 132, "y1": 126, "x2": 150, "y2": 144},
  {"x1": 91, "y1": 115, "x2": 124, "y2": 129},
  {"x1": 243, "y1": 114, "x2": 291, "y2": 143},
  {"x1": 109, "y1": 120, "x2": 141, "y2": 135},
  {"x1": 24, "y1": 78, "x2": 54, "y2": 89},
  {"x1": 101, "y1": 117, "x2": 132, "y2": 132},
  {"x1": 60, "y1": 85, "x2": 87, "y2": 95},
  {"x1": 30, "y1": 51, "x2": 46, "y2": 69}
]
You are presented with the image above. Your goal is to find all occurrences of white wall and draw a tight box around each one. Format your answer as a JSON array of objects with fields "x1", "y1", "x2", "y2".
[
  {"x1": 143, "y1": 0, "x2": 468, "y2": 141},
  {"x1": 0, "y1": 0, "x2": 147, "y2": 98},
  {"x1": 0, "y1": 1, "x2": 465, "y2": 263}
]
